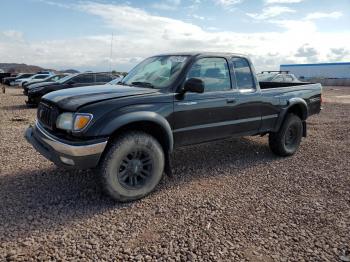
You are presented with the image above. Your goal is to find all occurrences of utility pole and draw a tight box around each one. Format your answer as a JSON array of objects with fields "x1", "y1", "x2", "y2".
[{"x1": 109, "y1": 33, "x2": 114, "y2": 76}]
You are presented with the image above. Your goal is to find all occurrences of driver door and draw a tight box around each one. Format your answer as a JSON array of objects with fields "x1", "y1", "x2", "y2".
[{"x1": 173, "y1": 57, "x2": 236, "y2": 146}]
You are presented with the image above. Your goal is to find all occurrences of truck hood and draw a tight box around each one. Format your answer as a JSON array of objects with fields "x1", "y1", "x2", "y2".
[
  {"x1": 42, "y1": 84, "x2": 158, "y2": 111},
  {"x1": 28, "y1": 81, "x2": 57, "y2": 89}
]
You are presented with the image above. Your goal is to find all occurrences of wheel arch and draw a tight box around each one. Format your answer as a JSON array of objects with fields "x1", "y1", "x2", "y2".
[
  {"x1": 275, "y1": 98, "x2": 308, "y2": 132},
  {"x1": 286, "y1": 98, "x2": 308, "y2": 120},
  {"x1": 100, "y1": 112, "x2": 174, "y2": 155}
]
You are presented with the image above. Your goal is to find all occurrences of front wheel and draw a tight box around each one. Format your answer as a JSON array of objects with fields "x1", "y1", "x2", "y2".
[
  {"x1": 269, "y1": 113, "x2": 303, "y2": 156},
  {"x1": 100, "y1": 131, "x2": 165, "y2": 202}
]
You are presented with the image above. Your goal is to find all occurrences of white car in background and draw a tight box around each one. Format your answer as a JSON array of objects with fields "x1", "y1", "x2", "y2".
[
  {"x1": 257, "y1": 71, "x2": 302, "y2": 83},
  {"x1": 13, "y1": 73, "x2": 53, "y2": 87},
  {"x1": 23, "y1": 74, "x2": 66, "y2": 87}
]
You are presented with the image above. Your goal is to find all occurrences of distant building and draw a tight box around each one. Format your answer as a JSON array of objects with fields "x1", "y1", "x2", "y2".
[
  {"x1": 0, "y1": 69, "x2": 4, "y2": 73},
  {"x1": 280, "y1": 62, "x2": 350, "y2": 79}
]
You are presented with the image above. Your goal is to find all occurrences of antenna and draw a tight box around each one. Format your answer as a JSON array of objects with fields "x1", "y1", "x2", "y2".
[{"x1": 109, "y1": 33, "x2": 114, "y2": 76}]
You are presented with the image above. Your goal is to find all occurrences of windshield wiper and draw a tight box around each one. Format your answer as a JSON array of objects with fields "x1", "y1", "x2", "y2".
[
  {"x1": 117, "y1": 81, "x2": 130, "y2": 86},
  {"x1": 131, "y1": 81, "x2": 155, "y2": 89}
]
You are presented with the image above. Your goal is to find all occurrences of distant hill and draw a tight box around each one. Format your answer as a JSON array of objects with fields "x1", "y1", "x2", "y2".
[
  {"x1": 0, "y1": 63, "x2": 48, "y2": 73},
  {"x1": 0, "y1": 63, "x2": 80, "y2": 74},
  {"x1": 61, "y1": 69, "x2": 80, "y2": 74}
]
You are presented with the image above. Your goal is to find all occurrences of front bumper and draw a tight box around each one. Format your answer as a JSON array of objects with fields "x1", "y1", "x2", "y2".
[
  {"x1": 26, "y1": 92, "x2": 42, "y2": 106},
  {"x1": 25, "y1": 121, "x2": 108, "y2": 169}
]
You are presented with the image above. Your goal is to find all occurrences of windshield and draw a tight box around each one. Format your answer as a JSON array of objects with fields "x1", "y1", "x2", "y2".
[
  {"x1": 57, "y1": 74, "x2": 76, "y2": 84},
  {"x1": 256, "y1": 73, "x2": 277, "y2": 82},
  {"x1": 121, "y1": 55, "x2": 189, "y2": 89},
  {"x1": 108, "y1": 77, "x2": 123, "y2": 85}
]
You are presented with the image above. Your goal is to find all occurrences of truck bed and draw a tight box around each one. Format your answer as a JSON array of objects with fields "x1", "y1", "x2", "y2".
[{"x1": 259, "y1": 81, "x2": 312, "y2": 89}]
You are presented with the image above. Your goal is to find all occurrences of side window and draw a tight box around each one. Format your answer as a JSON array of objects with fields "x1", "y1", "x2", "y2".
[
  {"x1": 232, "y1": 57, "x2": 255, "y2": 89},
  {"x1": 96, "y1": 74, "x2": 112, "y2": 83},
  {"x1": 186, "y1": 57, "x2": 231, "y2": 92},
  {"x1": 274, "y1": 75, "x2": 285, "y2": 82},
  {"x1": 285, "y1": 75, "x2": 293, "y2": 82},
  {"x1": 35, "y1": 75, "x2": 48, "y2": 79},
  {"x1": 73, "y1": 74, "x2": 94, "y2": 84}
]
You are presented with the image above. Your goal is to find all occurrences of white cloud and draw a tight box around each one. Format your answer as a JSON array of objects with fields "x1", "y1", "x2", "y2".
[
  {"x1": 265, "y1": 0, "x2": 304, "y2": 4},
  {"x1": 271, "y1": 19, "x2": 317, "y2": 32},
  {"x1": 192, "y1": 14, "x2": 205, "y2": 20},
  {"x1": 247, "y1": 6, "x2": 295, "y2": 20},
  {"x1": 0, "y1": 2, "x2": 349, "y2": 72},
  {"x1": 152, "y1": 0, "x2": 181, "y2": 10},
  {"x1": 305, "y1": 11, "x2": 343, "y2": 20},
  {"x1": 214, "y1": 0, "x2": 243, "y2": 7},
  {"x1": 327, "y1": 48, "x2": 350, "y2": 61},
  {"x1": 295, "y1": 44, "x2": 318, "y2": 57},
  {"x1": 1, "y1": 30, "x2": 23, "y2": 40}
]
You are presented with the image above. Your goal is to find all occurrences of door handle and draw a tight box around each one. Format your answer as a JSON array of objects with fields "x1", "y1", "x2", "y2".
[{"x1": 226, "y1": 98, "x2": 236, "y2": 104}]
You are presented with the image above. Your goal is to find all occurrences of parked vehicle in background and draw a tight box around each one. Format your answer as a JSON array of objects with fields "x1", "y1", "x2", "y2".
[
  {"x1": 23, "y1": 74, "x2": 68, "y2": 95},
  {"x1": 37, "y1": 71, "x2": 54, "y2": 75},
  {"x1": 14, "y1": 73, "x2": 53, "y2": 87},
  {"x1": 26, "y1": 72, "x2": 115, "y2": 106},
  {"x1": 2, "y1": 73, "x2": 34, "y2": 86},
  {"x1": 257, "y1": 71, "x2": 302, "y2": 83},
  {"x1": 107, "y1": 75, "x2": 123, "y2": 85},
  {"x1": 0, "y1": 73, "x2": 11, "y2": 83},
  {"x1": 25, "y1": 52, "x2": 322, "y2": 202}
]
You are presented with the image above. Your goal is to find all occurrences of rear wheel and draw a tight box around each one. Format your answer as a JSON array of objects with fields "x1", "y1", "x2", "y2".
[
  {"x1": 269, "y1": 113, "x2": 303, "y2": 156},
  {"x1": 100, "y1": 131, "x2": 164, "y2": 202}
]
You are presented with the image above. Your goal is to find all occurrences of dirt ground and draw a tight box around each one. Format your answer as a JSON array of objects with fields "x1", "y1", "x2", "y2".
[{"x1": 0, "y1": 85, "x2": 349, "y2": 261}]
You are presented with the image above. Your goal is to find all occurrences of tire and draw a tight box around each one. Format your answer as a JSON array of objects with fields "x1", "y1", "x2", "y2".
[
  {"x1": 100, "y1": 131, "x2": 165, "y2": 202},
  {"x1": 269, "y1": 113, "x2": 303, "y2": 156}
]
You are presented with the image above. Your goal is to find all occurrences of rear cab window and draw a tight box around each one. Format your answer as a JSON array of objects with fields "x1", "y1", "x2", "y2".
[
  {"x1": 231, "y1": 57, "x2": 255, "y2": 91},
  {"x1": 285, "y1": 75, "x2": 294, "y2": 82}
]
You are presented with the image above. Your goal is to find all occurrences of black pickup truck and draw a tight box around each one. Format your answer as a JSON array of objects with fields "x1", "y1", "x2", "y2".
[{"x1": 25, "y1": 52, "x2": 322, "y2": 202}]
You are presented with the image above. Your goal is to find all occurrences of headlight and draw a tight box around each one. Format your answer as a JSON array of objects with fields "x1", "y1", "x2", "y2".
[
  {"x1": 56, "y1": 113, "x2": 74, "y2": 130},
  {"x1": 55, "y1": 113, "x2": 93, "y2": 131}
]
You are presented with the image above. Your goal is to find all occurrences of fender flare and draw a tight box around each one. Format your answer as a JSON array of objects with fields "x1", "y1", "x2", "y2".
[
  {"x1": 99, "y1": 111, "x2": 174, "y2": 152},
  {"x1": 288, "y1": 98, "x2": 308, "y2": 120},
  {"x1": 275, "y1": 98, "x2": 308, "y2": 131}
]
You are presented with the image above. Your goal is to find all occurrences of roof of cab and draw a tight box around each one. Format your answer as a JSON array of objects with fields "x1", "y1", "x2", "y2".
[{"x1": 155, "y1": 52, "x2": 248, "y2": 58}]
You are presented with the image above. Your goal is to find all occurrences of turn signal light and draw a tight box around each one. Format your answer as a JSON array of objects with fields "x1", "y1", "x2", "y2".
[{"x1": 73, "y1": 114, "x2": 92, "y2": 131}]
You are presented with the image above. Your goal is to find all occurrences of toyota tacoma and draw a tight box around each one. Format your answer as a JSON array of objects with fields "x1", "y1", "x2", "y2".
[{"x1": 25, "y1": 52, "x2": 322, "y2": 202}]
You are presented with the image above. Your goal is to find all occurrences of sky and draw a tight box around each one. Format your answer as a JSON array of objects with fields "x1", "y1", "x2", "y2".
[{"x1": 0, "y1": 0, "x2": 349, "y2": 72}]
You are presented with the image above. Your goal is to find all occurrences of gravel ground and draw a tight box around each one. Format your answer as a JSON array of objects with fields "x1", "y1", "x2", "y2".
[{"x1": 0, "y1": 85, "x2": 349, "y2": 261}]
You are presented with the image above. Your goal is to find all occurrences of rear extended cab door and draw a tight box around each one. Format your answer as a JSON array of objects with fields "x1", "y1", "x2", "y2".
[{"x1": 228, "y1": 56, "x2": 263, "y2": 135}]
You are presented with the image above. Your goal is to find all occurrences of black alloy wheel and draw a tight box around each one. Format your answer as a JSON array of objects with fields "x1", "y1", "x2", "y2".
[{"x1": 117, "y1": 150, "x2": 153, "y2": 190}]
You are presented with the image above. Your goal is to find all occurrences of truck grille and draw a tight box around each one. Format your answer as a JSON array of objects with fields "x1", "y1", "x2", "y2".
[{"x1": 37, "y1": 102, "x2": 59, "y2": 130}]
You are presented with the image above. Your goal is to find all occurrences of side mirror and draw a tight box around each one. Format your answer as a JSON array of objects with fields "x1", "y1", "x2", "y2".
[{"x1": 183, "y1": 78, "x2": 204, "y2": 93}]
